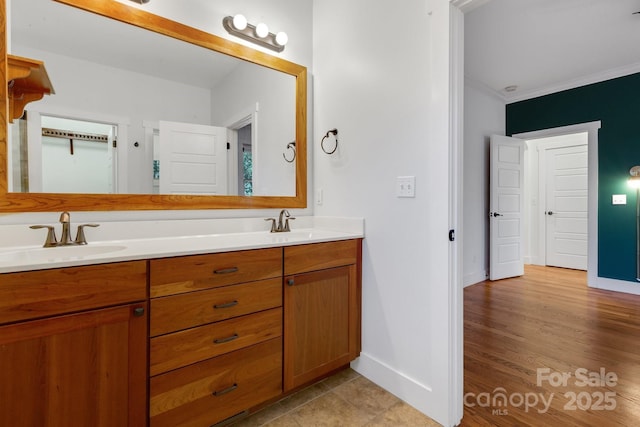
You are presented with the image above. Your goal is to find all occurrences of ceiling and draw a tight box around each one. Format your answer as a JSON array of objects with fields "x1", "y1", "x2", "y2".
[
  {"x1": 464, "y1": 0, "x2": 640, "y2": 103},
  {"x1": 11, "y1": 0, "x2": 243, "y2": 89}
]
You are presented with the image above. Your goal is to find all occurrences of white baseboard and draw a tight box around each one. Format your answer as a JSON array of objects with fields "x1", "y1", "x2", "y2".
[
  {"x1": 463, "y1": 270, "x2": 487, "y2": 287},
  {"x1": 351, "y1": 352, "x2": 451, "y2": 427},
  {"x1": 590, "y1": 276, "x2": 640, "y2": 296}
]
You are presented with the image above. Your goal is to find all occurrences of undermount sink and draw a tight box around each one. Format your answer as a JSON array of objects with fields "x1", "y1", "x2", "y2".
[{"x1": 0, "y1": 245, "x2": 127, "y2": 264}]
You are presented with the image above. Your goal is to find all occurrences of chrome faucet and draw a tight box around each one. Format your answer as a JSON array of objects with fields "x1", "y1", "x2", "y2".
[
  {"x1": 30, "y1": 212, "x2": 100, "y2": 247},
  {"x1": 265, "y1": 209, "x2": 296, "y2": 233}
]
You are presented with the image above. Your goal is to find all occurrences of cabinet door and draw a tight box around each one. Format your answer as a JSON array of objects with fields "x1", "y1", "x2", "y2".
[
  {"x1": 0, "y1": 303, "x2": 148, "y2": 427},
  {"x1": 284, "y1": 265, "x2": 359, "y2": 391}
]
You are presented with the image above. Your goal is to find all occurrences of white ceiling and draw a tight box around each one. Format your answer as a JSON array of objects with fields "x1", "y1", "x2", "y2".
[
  {"x1": 11, "y1": 0, "x2": 243, "y2": 89},
  {"x1": 464, "y1": 0, "x2": 640, "y2": 102},
  {"x1": 12, "y1": 0, "x2": 640, "y2": 103}
]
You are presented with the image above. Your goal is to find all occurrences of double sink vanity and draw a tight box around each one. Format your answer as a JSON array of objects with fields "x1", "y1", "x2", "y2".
[
  {"x1": 0, "y1": 215, "x2": 364, "y2": 426},
  {"x1": 0, "y1": 1, "x2": 360, "y2": 425}
]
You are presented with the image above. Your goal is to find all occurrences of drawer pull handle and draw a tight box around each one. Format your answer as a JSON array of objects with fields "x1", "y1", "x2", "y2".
[
  {"x1": 214, "y1": 334, "x2": 239, "y2": 344},
  {"x1": 287, "y1": 278, "x2": 295, "y2": 286},
  {"x1": 213, "y1": 267, "x2": 239, "y2": 275},
  {"x1": 213, "y1": 300, "x2": 239, "y2": 309},
  {"x1": 133, "y1": 307, "x2": 145, "y2": 317},
  {"x1": 212, "y1": 383, "x2": 238, "y2": 397}
]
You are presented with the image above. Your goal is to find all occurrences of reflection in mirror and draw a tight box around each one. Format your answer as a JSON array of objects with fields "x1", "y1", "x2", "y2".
[{"x1": 9, "y1": 0, "x2": 297, "y2": 197}]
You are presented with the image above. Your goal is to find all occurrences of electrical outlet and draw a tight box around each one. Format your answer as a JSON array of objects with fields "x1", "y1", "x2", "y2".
[
  {"x1": 396, "y1": 176, "x2": 416, "y2": 198},
  {"x1": 612, "y1": 194, "x2": 627, "y2": 205}
]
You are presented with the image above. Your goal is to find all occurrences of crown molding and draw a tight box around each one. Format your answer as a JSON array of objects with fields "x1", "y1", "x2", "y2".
[
  {"x1": 464, "y1": 76, "x2": 506, "y2": 103},
  {"x1": 449, "y1": 0, "x2": 493, "y2": 13},
  {"x1": 505, "y1": 61, "x2": 640, "y2": 104}
]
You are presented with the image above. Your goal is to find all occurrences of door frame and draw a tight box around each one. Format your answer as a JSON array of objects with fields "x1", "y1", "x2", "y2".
[
  {"x1": 224, "y1": 105, "x2": 258, "y2": 197},
  {"x1": 514, "y1": 121, "x2": 600, "y2": 285},
  {"x1": 525, "y1": 135, "x2": 588, "y2": 268},
  {"x1": 22, "y1": 107, "x2": 128, "y2": 194}
]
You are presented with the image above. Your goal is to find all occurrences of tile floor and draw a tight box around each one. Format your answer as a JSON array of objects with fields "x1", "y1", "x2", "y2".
[{"x1": 232, "y1": 369, "x2": 441, "y2": 427}]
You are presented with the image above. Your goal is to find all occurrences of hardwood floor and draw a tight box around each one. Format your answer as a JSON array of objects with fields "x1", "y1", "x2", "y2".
[{"x1": 463, "y1": 265, "x2": 640, "y2": 426}]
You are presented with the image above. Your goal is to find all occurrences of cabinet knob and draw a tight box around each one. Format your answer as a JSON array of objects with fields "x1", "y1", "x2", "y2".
[
  {"x1": 133, "y1": 307, "x2": 145, "y2": 317},
  {"x1": 287, "y1": 278, "x2": 295, "y2": 286}
]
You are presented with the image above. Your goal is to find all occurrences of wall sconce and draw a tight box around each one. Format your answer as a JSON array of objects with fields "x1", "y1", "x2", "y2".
[
  {"x1": 128, "y1": 0, "x2": 150, "y2": 4},
  {"x1": 223, "y1": 14, "x2": 288, "y2": 52},
  {"x1": 629, "y1": 166, "x2": 640, "y2": 281}
]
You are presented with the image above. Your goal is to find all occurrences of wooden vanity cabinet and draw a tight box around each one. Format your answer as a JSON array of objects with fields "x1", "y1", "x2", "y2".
[
  {"x1": 0, "y1": 261, "x2": 148, "y2": 427},
  {"x1": 283, "y1": 239, "x2": 362, "y2": 391},
  {"x1": 148, "y1": 248, "x2": 284, "y2": 427},
  {"x1": 0, "y1": 238, "x2": 362, "y2": 425}
]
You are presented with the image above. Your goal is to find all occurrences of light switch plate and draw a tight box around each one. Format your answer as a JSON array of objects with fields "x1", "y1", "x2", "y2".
[
  {"x1": 612, "y1": 194, "x2": 627, "y2": 205},
  {"x1": 396, "y1": 176, "x2": 416, "y2": 198}
]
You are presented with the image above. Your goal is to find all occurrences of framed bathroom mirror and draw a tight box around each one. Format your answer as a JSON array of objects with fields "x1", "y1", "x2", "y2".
[{"x1": 0, "y1": 0, "x2": 307, "y2": 211}]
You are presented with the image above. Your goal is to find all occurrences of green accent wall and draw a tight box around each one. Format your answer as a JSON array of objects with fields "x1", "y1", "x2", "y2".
[{"x1": 506, "y1": 72, "x2": 640, "y2": 283}]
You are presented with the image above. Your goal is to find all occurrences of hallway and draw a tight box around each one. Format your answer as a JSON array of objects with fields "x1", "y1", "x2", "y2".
[{"x1": 463, "y1": 265, "x2": 640, "y2": 426}]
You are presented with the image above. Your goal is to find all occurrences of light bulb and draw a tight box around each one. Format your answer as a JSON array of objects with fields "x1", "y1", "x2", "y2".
[
  {"x1": 232, "y1": 14, "x2": 247, "y2": 31},
  {"x1": 255, "y1": 23, "x2": 269, "y2": 38},
  {"x1": 275, "y1": 31, "x2": 289, "y2": 46},
  {"x1": 629, "y1": 176, "x2": 640, "y2": 189}
]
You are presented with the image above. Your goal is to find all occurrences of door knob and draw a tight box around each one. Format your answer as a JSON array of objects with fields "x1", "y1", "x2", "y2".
[
  {"x1": 491, "y1": 212, "x2": 502, "y2": 217},
  {"x1": 546, "y1": 211, "x2": 554, "y2": 216}
]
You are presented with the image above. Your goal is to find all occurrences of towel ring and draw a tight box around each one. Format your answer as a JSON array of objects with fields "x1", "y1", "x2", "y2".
[
  {"x1": 321, "y1": 128, "x2": 338, "y2": 155},
  {"x1": 283, "y1": 141, "x2": 296, "y2": 163}
]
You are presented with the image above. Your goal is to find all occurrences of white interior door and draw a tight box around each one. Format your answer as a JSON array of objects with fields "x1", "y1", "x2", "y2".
[
  {"x1": 545, "y1": 144, "x2": 588, "y2": 270},
  {"x1": 159, "y1": 121, "x2": 227, "y2": 194},
  {"x1": 490, "y1": 135, "x2": 525, "y2": 280}
]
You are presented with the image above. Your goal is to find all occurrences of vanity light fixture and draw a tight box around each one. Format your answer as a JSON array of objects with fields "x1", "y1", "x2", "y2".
[{"x1": 223, "y1": 14, "x2": 288, "y2": 52}]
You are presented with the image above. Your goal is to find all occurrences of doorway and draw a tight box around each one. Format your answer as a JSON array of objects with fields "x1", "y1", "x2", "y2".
[
  {"x1": 12, "y1": 112, "x2": 119, "y2": 194},
  {"x1": 525, "y1": 132, "x2": 588, "y2": 271},
  {"x1": 514, "y1": 121, "x2": 601, "y2": 286},
  {"x1": 237, "y1": 124, "x2": 253, "y2": 196}
]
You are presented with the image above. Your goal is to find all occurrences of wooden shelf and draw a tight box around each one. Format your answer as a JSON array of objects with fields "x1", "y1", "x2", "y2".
[{"x1": 7, "y1": 54, "x2": 55, "y2": 123}]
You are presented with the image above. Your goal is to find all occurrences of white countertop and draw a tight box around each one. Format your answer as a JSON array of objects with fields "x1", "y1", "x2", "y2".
[{"x1": 0, "y1": 216, "x2": 364, "y2": 274}]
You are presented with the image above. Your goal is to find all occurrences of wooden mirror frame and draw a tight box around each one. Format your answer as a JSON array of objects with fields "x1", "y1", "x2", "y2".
[{"x1": 0, "y1": 0, "x2": 307, "y2": 212}]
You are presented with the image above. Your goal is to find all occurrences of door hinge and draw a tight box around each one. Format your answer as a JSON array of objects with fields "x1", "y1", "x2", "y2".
[
  {"x1": 112, "y1": 139, "x2": 117, "y2": 148},
  {"x1": 227, "y1": 142, "x2": 231, "y2": 150},
  {"x1": 449, "y1": 229, "x2": 455, "y2": 242}
]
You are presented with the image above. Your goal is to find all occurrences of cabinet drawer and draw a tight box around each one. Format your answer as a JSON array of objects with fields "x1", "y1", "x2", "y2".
[
  {"x1": 150, "y1": 307, "x2": 282, "y2": 376},
  {"x1": 150, "y1": 278, "x2": 282, "y2": 337},
  {"x1": 0, "y1": 261, "x2": 147, "y2": 324},
  {"x1": 150, "y1": 248, "x2": 282, "y2": 297},
  {"x1": 284, "y1": 239, "x2": 360, "y2": 276},
  {"x1": 150, "y1": 337, "x2": 282, "y2": 427}
]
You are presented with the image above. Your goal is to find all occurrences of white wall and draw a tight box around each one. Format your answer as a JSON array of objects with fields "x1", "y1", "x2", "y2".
[
  {"x1": 314, "y1": 1, "x2": 459, "y2": 425},
  {"x1": 462, "y1": 81, "x2": 505, "y2": 286}
]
